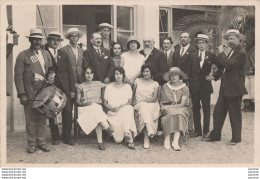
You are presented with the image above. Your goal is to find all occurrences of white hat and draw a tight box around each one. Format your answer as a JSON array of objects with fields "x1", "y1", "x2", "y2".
[
  {"x1": 163, "y1": 67, "x2": 188, "y2": 81},
  {"x1": 99, "y1": 23, "x2": 114, "y2": 29},
  {"x1": 64, "y1": 27, "x2": 83, "y2": 39},
  {"x1": 223, "y1": 29, "x2": 245, "y2": 40},
  {"x1": 25, "y1": 29, "x2": 45, "y2": 39},
  {"x1": 47, "y1": 31, "x2": 63, "y2": 41},
  {"x1": 195, "y1": 34, "x2": 209, "y2": 42}
]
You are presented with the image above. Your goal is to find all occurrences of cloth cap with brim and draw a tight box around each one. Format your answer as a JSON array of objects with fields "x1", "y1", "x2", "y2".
[
  {"x1": 25, "y1": 29, "x2": 46, "y2": 39},
  {"x1": 99, "y1": 23, "x2": 114, "y2": 29},
  {"x1": 64, "y1": 27, "x2": 83, "y2": 39},
  {"x1": 163, "y1": 67, "x2": 188, "y2": 81},
  {"x1": 223, "y1": 29, "x2": 245, "y2": 40},
  {"x1": 126, "y1": 36, "x2": 141, "y2": 49},
  {"x1": 195, "y1": 34, "x2": 209, "y2": 42},
  {"x1": 47, "y1": 31, "x2": 63, "y2": 41}
]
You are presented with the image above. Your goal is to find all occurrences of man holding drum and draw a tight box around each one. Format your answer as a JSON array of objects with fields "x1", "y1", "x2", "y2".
[{"x1": 14, "y1": 29, "x2": 54, "y2": 153}]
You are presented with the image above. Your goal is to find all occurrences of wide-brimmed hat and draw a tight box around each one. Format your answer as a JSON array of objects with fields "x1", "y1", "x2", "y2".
[
  {"x1": 47, "y1": 31, "x2": 63, "y2": 41},
  {"x1": 195, "y1": 34, "x2": 209, "y2": 42},
  {"x1": 64, "y1": 27, "x2": 83, "y2": 39},
  {"x1": 25, "y1": 29, "x2": 45, "y2": 39},
  {"x1": 223, "y1": 29, "x2": 245, "y2": 40},
  {"x1": 126, "y1": 36, "x2": 141, "y2": 49},
  {"x1": 99, "y1": 23, "x2": 114, "y2": 29},
  {"x1": 163, "y1": 67, "x2": 188, "y2": 81}
]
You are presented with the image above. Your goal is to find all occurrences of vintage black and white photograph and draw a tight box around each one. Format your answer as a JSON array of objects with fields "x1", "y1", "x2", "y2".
[{"x1": 1, "y1": 0, "x2": 258, "y2": 167}]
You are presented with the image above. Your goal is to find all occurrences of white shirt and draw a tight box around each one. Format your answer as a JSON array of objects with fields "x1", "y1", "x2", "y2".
[
  {"x1": 180, "y1": 44, "x2": 190, "y2": 56},
  {"x1": 198, "y1": 50, "x2": 206, "y2": 68},
  {"x1": 48, "y1": 48, "x2": 57, "y2": 62},
  {"x1": 93, "y1": 45, "x2": 101, "y2": 55},
  {"x1": 69, "y1": 44, "x2": 78, "y2": 61},
  {"x1": 34, "y1": 50, "x2": 45, "y2": 74},
  {"x1": 144, "y1": 48, "x2": 153, "y2": 60},
  {"x1": 164, "y1": 49, "x2": 171, "y2": 58}
]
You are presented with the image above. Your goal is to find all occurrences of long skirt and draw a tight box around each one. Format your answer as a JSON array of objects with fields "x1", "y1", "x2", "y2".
[
  {"x1": 161, "y1": 106, "x2": 189, "y2": 136},
  {"x1": 134, "y1": 102, "x2": 160, "y2": 136},
  {"x1": 107, "y1": 105, "x2": 137, "y2": 143},
  {"x1": 77, "y1": 103, "x2": 108, "y2": 135}
]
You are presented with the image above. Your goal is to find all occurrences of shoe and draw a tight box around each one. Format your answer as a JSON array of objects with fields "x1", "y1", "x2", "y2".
[
  {"x1": 164, "y1": 140, "x2": 171, "y2": 149},
  {"x1": 38, "y1": 144, "x2": 50, "y2": 152},
  {"x1": 201, "y1": 136, "x2": 220, "y2": 142},
  {"x1": 52, "y1": 140, "x2": 60, "y2": 145},
  {"x1": 189, "y1": 131, "x2": 202, "y2": 138},
  {"x1": 143, "y1": 142, "x2": 150, "y2": 149},
  {"x1": 172, "y1": 143, "x2": 181, "y2": 151},
  {"x1": 124, "y1": 133, "x2": 131, "y2": 141},
  {"x1": 65, "y1": 139, "x2": 75, "y2": 146},
  {"x1": 27, "y1": 146, "x2": 36, "y2": 153},
  {"x1": 98, "y1": 143, "x2": 105, "y2": 150},
  {"x1": 227, "y1": 141, "x2": 240, "y2": 146},
  {"x1": 202, "y1": 132, "x2": 209, "y2": 138},
  {"x1": 128, "y1": 143, "x2": 135, "y2": 150}
]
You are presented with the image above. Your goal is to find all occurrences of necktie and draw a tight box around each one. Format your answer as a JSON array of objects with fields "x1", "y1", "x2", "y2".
[
  {"x1": 228, "y1": 50, "x2": 234, "y2": 59},
  {"x1": 164, "y1": 51, "x2": 167, "y2": 58},
  {"x1": 180, "y1": 48, "x2": 184, "y2": 56},
  {"x1": 96, "y1": 49, "x2": 101, "y2": 55},
  {"x1": 199, "y1": 52, "x2": 202, "y2": 62},
  {"x1": 54, "y1": 49, "x2": 57, "y2": 55}
]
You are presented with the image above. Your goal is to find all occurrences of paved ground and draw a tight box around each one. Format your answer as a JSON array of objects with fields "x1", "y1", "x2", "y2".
[{"x1": 6, "y1": 111, "x2": 254, "y2": 165}]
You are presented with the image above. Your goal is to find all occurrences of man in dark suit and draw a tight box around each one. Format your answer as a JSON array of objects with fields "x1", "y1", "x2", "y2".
[
  {"x1": 140, "y1": 35, "x2": 168, "y2": 86},
  {"x1": 99, "y1": 23, "x2": 115, "y2": 52},
  {"x1": 189, "y1": 34, "x2": 223, "y2": 138},
  {"x1": 162, "y1": 37, "x2": 175, "y2": 69},
  {"x1": 83, "y1": 32, "x2": 115, "y2": 83},
  {"x1": 59, "y1": 27, "x2": 85, "y2": 145},
  {"x1": 203, "y1": 29, "x2": 248, "y2": 145}
]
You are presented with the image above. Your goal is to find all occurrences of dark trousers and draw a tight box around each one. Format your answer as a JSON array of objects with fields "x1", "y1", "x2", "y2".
[
  {"x1": 191, "y1": 91, "x2": 211, "y2": 134},
  {"x1": 49, "y1": 118, "x2": 60, "y2": 141},
  {"x1": 62, "y1": 96, "x2": 73, "y2": 142},
  {"x1": 209, "y1": 93, "x2": 242, "y2": 142}
]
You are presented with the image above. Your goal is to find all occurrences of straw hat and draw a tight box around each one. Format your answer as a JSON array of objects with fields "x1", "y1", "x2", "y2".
[
  {"x1": 163, "y1": 67, "x2": 188, "y2": 81},
  {"x1": 47, "y1": 31, "x2": 63, "y2": 41},
  {"x1": 223, "y1": 29, "x2": 245, "y2": 40},
  {"x1": 25, "y1": 29, "x2": 45, "y2": 39},
  {"x1": 126, "y1": 36, "x2": 141, "y2": 49},
  {"x1": 99, "y1": 23, "x2": 114, "y2": 29},
  {"x1": 195, "y1": 34, "x2": 209, "y2": 42},
  {"x1": 64, "y1": 27, "x2": 83, "y2": 39}
]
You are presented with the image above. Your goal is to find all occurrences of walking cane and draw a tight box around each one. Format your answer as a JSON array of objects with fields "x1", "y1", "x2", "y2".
[{"x1": 73, "y1": 100, "x2": 79, "y2": 144}]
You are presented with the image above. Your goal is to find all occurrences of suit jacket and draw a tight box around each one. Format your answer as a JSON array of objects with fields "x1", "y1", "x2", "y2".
[
  {"x1": 164, "y1": 49, "x2": 174, "y2": 69},
  {"x1": 172, "y1": 45, "x2": 197, "y2": 79},
  {"x1": 218, "y1": 44, "x2": 248, "y2": 97},
  {"x1": 14, "y1": 48, "x2": 52, "y2": 100},
  {"x1": 189, "y1": 50, "x2": 224, "y2": 94},
  {"x1": 139, "y1": 48, "x2": 168, "y2": 85},
  {"x1": 83, "y1": 45, "x2": 115, "y2": 82},
  {"x1": 59, "y1": 44, "x2": 85, "y2": 84},
  {"x1": 46, "y1": 47, "x2": 76, "y2": 96}
]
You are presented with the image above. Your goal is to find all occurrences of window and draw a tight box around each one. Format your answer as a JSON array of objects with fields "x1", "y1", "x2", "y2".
[{"x1": 159, "y1": 8, "x2": 171, "y2": 49}]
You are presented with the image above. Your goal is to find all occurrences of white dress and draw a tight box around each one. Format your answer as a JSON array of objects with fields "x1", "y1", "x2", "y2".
[
  {"x1": 134, "y1": 78, "x2": 160, "y2": 135},
  {"x1": 104, "y1": 83, "x2": 137, "y2": 143}
]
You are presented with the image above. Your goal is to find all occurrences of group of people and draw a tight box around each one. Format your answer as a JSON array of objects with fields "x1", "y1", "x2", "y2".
[{"x1": 14, "y1": 22, "x2": 248, "y2": 154}]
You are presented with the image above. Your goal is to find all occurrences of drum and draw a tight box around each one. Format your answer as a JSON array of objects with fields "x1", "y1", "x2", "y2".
[{"x1": 32, "y1": 85, "x2": 67, "y2": 118}]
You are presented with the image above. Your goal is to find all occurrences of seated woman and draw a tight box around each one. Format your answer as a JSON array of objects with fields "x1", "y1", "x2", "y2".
[
  {"x1": 110, "y1": 42, "x2": 124, "y2": 67},
  {"x1": 76, "y1": 67, "x2": 113, "y2": 150},
  {"x1": 133, "y1": 64, "x2": 160, "y2": 149},
  {"x1": 160, "y1": 67, "x2": 189, "y2": 151},
  {"x1": 103, "y1": 67, "x2": 137, "y2": 149}
]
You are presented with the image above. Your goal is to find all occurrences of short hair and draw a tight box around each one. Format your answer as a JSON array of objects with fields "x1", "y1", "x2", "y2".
[
  {"x1": 141, "y1": 64, "x2": 154, "y2": 78},
  {"x1": 85, "y1": 66, "x2": 94, "y2": 74},
  {"x1": 114, "y1": 66, "x2": 126, "y2": 80},
  {"x1": 110, "y1": 42, "x2": 123, "y2": 57},
  {"x1": 181, "y1": 32, "x2": 190, "y2": 38},
  {"x1": 91, "y1": 32, "x2": 101, "y2": 40},
  {"x1": 162, "y1": 37, "x2": 173, "y2": 44}
]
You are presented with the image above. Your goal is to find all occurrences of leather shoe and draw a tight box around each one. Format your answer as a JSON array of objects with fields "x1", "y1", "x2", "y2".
[
  {"x1": 98, "y1": 143, "x2": 105, "y2": 150},
  {"x1": 201, "y1": 136, "x2": 220, "y2": 142},
  {"x1": 65, "y1": 139, "x2": 75, "y2": 146},
  {"x1": 27, "y1": 145, "x2": 36, "y2": 153},
  {"x1": 202, "y1": 132, "x2": 210, "y2": 138},
  {"x1": 52, "y1": 140, "x2": 60, "y2": 145},
  {"x1": 38, "y1": 144, "x2": 50, "y2": 152},
  {"x1": 227, "y1": 141, "x2": 240, "y2": 146},
  {"x1": 190, "y1": 131, "x2": 202, "y2": 138}
]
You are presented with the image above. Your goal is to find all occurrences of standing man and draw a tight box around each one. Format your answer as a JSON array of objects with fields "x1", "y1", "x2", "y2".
[
  {"x1": 83, "y1": 32, "x2": 115, "y2": 83},
  {"x1": 203, "y1": 29, "x2": 248, "y2": 145},
  {"x1": 140, "y1": 35, "x2": 168, "y2": 86},
  {"x1": 189, "y1": 34, "x2": 223, "y2": 138},
  {"x1": 162, "y1": 37, "x2": 174, "y2": 69},
  {"x1": 99, "y1": 23, "x2": 115, "y2": 51},
  {"x1": 46, "y1": 31, "x2": 76, "y2": 145},
  {"x1": 14, "y1": 29, "x2": 54, "y2": 153},
  {"x1": 59, "y1": 27, "x2": 85, "y2": 145}
]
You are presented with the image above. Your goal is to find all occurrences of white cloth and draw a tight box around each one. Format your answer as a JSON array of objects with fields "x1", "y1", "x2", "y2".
[
  {"x1": 49, "y1": 48, "x2": 57, "y2": 62},
  {"x1": 198, "y1": 50, "x2": 206, "y2": 68},
  {"x1": 121, "y1": 52, "x2": 145, "y2": 80},
  {"x1": 34, "y1": 50, "x2": 45, "y2": 74},
  {"x1": 164, "y1": 50, "x2": 171, "y2": 58},
  {"x1": 180, "y1": 44, "x2": 190, "y2": 56}
]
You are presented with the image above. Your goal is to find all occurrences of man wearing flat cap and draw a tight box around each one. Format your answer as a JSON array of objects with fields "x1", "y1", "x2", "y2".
[
  {"x1": 59, "y1": 27, "x2": 85, "y2": 146},
  {"x1": 189, "y1": 34, "x2": 224, "y2": 139},
  {"x1": 99, "y1": 23, "x2": 115, "y2": 51},
  {"x1": 14, "y1": 29, "x2": 54, "y2": 153},
  {"x1": 46, "y1": 31, "x2": 76, "y2": 145},
  {"x1": 203, "y1": 29, "x2": 248, "y2": 145}
]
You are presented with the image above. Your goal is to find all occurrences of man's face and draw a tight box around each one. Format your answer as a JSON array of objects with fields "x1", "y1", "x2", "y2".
[
  {"x1": 143, "y1": 38, "x2": 154, "y2": 49},
  {"x1": 91, "y1": 33, "x2": 102, "y2": 47},
  {"x1": 197, "y1": 40, "x2": 208, "y2": 52},
  {"x1": 30, "y1": 38, "x2": 42, "y2": 50},
  {"x1": 68, "y1": 33, "x2": 79, "y2": 45},
  {"x1": 227, "y1": 35, "x2": 240, "y2": 49},
  {"x1": 101, "y1": 27, "x2": 111, "y2": 39},
  {"x1": 162, "y1": 39, "x2": 172, "y2": 51},
  {"x1": 180, "y1": 33, "x2": 191, "y2": 47},
  {"x1": 48, "y1": 38, "x2": 61, "y2": 49}
]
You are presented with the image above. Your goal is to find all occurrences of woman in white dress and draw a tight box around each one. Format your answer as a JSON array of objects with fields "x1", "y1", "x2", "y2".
[
  {"x1": 133, "y1": 64, "x2": 160, "y2": 149},
  {"x1": 103, "y1": 67, "x2": 137, "y2": 149},
  {"x1": 76, "y1": 67, "x2": 113, "y2": 150},
  {"x1": 121, "y1": 36, "x2": 145, "y2": 86}
]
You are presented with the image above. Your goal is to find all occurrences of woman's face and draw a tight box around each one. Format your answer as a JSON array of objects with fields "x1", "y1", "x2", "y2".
[
  {"x1": 170, "y1": 72, "x2": 180, "y2": 82},
  {"x1": 142, "y1": 68, "x2": 152, "y2": 79},
  {"x1": 115, "y1": 70, "x2": 123, "y2": 82},
  {"x1": 129, "y1": 41, "x2": 138, "y2": 50},
  {"x1": 85, "y1": 68, "x2": 94, "y2": 81},
  {"x1": 113, "y1": 44, "x2": 122, "y2": 56}
]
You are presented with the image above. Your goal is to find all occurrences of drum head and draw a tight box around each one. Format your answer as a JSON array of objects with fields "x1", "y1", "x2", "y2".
[{"x1": 32, "y1": 86, "x2": 56, "y2": 108}]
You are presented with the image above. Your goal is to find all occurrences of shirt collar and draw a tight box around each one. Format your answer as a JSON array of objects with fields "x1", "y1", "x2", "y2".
[
  {"x1": 198, "y1": 49, "x2": 206, "y2": 55},
  {"x1": 181, "y1": 44, "x2": 190, "y2": 51},
  {"x1": 93, "y1": 45, "x2": 101, "y2": 50}
]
